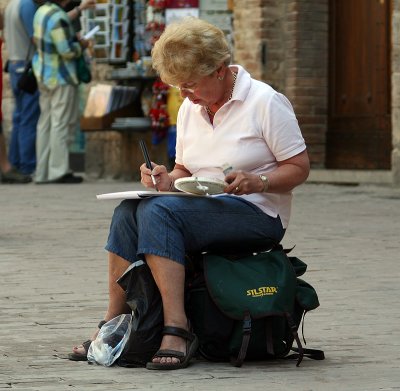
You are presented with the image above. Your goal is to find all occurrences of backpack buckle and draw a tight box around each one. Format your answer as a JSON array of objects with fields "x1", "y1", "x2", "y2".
[{"x1": 243, "y1": 311, "x2": 251, "y2": 334}]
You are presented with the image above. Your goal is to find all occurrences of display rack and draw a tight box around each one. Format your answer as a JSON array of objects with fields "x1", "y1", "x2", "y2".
[{"x1": 81, "y1": 0, "x2": 133, "y2": 63}]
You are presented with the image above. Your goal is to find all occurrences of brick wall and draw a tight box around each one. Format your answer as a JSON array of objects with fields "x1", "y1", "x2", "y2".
[
  {"x1": 234, "y1": 0, "x2": 328, "y2": 167},
  {"x1": 287, "y1": 0, "x2": 328, "y2": 167}
]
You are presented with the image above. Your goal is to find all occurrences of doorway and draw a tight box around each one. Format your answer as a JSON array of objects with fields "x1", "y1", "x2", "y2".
[{"x1": 327, "y1": 0, "x2": 391, "y2": 169}]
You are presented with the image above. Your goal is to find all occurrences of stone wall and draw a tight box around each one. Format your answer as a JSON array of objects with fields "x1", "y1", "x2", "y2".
[{"x1": 392, "y1": 0, "x2": 400, "y2": 184}]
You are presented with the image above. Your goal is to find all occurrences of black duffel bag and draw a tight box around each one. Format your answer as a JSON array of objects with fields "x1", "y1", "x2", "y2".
[{"x1": 116, "y1": 260, "x2": 163, "y2": 367}]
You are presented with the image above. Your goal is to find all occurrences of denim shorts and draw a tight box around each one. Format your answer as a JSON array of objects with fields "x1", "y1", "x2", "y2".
[{"x1": 105, "y1": 195, "x2": 285, "y2": 266}]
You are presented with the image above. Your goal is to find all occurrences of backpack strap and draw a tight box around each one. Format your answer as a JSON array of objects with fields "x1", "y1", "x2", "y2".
[
  {"x1": 285, "y1": 312, "x2": 325, "y2": 364},
  {"x1": 288, "y1": 310, "x2": 325, "y2": 363},
  {"x1": 230, "y1": 311, "x2": 251, "y2": 367},
  {"x1": 290, "y1": 347, "x2": 325, "y2": 361},
  {"x1": 286, "y1": 313, "x2": 304, "y2": 366},
  {"x1": 265, "y1": 317, "x2": 274, "y2": 356}
]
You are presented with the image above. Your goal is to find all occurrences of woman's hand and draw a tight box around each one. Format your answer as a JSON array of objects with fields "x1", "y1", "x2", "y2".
[
  {"x1": 224, "y1": 171, "x2": 264, "y2": 195},
  {"x1": 224, "y1": 150, "x2": 310, "y2": 195},
  {"x1": 140, "y1": 163, "x2": 171, "y2": 191}
]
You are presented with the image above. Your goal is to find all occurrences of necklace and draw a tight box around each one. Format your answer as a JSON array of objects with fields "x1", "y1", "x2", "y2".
[{"x1": 206, "y1": 70, "x2": 237, "y2": 116}]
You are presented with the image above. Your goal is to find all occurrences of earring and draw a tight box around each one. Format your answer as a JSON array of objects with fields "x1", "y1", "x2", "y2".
[{"x1": 217, "y1": 76, "x2": 223, "y2": 81}]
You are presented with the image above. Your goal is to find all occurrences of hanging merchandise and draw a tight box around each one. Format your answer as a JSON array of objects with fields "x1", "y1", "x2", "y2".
[
  {"x1": 145, "y1": 0, "x2": 170, "y2": 145},
  {"x1": 149, "y1": 0, "x2": 167, "y2": 8},
  {"x1": 165, "y1": 0, "x2": 199, "y2": 6},
  {"x1": 145, "y1": 2, "x2": 166, "y2": 47},
  {"x1": 149, "y1": 79, "x2": 170, "y2": 145}
]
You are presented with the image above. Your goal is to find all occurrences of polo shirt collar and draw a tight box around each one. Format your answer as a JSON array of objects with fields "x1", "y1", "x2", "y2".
[{"x1": 230, "y1": 64, "x2": 251, "y2": 103}]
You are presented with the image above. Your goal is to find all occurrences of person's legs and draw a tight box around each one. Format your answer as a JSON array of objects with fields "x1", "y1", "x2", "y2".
[
  {"x1": 71, "y1": 196, "x2": 284, "y2": 364},
  {"x1": 67, "y1": 85, "x2": 80, "y2": 148},
  {"x1": 17, "y1": 90, "x2": 40, "y2": 175},
  {"x1": 105, "y1": 252, "x2": 131, "y2": 320},
  {"x1": 71, "y1": 251, "x2": 131, "y2": 356},
  {"x1": 137, "y1": 195, "x2": 285, "y2": 265},
  {"x1": 35, "y1": 85, "x2": 53, "y2": 182},
  {"x1": 48, "y1": 85, "x2": 76, "y2": 181},
  {"x1": 145, "y1": 254, "x2": 187, "y2": 365},
  {"x1": 8, "y1": 61, "x2": 24, "y2": 170},
  {"x1": 136, "y1": 196, "x2": 285, "y2": 366},
  {"x1": 71, "y1": 200, "x2": 141, "y2": 357}
]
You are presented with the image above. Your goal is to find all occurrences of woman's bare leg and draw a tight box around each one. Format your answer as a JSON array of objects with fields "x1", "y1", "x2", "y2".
[
  {"x1": 145, "y1": 254, "x2": 187, "y2": 365},
  {"x1": 72, "y1": 252, "x2": 131, "y2": 354}
]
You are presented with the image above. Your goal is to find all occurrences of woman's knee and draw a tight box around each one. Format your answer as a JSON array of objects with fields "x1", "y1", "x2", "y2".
[
  {"x1": 113, "y1": 200, "x2": 136, "y2": 219},
  {"x1": 137, "y1": 198, "x2": 174, "y2": 223},
  {"x1": 110, "y1": 200, "x2": 138, "y2": 231}
]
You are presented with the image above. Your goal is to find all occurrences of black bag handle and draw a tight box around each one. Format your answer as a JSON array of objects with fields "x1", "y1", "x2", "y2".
[{"x1": 23, "y1": 41, "x2": 34, "y2": 69}]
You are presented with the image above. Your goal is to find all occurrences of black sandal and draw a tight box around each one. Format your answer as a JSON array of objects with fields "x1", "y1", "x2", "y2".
[
  {"x1": 146, "y1": 326, "x2": 199, "y2": 370},
  {"x1": 68, "y1": 320, "x2": 107, "y2": 361}
]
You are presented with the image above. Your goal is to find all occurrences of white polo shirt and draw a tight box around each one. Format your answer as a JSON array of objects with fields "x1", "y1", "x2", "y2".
[{"x1": 175, "y1": 65, "x2": 306, "y2": 228}]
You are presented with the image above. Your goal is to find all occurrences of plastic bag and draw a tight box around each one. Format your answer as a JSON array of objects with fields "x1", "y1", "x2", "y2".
[{"x1": 87, "y1": 314, "x2": 132, "y2": 366}]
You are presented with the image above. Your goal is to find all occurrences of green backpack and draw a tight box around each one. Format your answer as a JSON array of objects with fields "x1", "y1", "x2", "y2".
[{"x1": 185, "y1": 246, "x2": 325, "y2": 367}]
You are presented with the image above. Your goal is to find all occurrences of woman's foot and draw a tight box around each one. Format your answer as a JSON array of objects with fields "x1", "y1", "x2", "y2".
[
  {"x1": 146, "y1": 325, "x2": 199, "y2": 370},
  {"x1": 68, "y1": 320, "x2": 107, "y2": 361},
  {"x1": 152, "y1": 331, "x2": 187, "y2": 365}
]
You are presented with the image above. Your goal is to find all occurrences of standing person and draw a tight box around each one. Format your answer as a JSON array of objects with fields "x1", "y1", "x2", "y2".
[
  {"x1": 32, "y1": 0, "x2": 90, "y2": 184},
  {"x1": 0, "y1": 7, "x2": 31, "y2": 184},
  {"x1": 3, "y1": 0, "x2": 41, "y2": 178},
  {"x1": 70, "y1": 17, "x2": 310, "y2": 370}
]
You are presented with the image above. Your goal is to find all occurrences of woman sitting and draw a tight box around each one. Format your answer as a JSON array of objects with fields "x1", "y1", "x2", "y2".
[{"x1": 70, "y1": 17, "x2": 310, "y2": 370}]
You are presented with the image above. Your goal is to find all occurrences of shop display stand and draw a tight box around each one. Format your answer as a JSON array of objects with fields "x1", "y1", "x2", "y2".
[{"x1": 81, "y1": 0, "x2": 133, "y2": 63}]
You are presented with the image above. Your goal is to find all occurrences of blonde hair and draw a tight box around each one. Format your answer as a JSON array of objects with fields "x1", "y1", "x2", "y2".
[{"x1": 151, "y1": 17, "x2": 231, "y2": 85}]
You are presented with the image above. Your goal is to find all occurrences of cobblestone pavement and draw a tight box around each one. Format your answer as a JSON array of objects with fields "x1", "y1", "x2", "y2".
[{"x1": 0, "y1": 180, "x2": 399, "y2": 391}]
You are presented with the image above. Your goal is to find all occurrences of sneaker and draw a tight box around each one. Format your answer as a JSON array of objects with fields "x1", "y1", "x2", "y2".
[{"x1": 1, "y1": 168, "x2": 32, "y2": 184}]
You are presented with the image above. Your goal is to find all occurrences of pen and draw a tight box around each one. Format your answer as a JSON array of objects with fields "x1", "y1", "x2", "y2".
[{"x1": 139, "y1": 139, "x2": 159, "y2": 191}]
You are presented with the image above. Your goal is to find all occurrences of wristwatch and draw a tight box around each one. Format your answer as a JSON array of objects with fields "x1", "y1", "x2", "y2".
[{"x1": 259, "y1": 174, "x2": 269, "y2": 192}]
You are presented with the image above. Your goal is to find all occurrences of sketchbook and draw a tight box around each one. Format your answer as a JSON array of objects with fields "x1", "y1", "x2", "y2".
[
  {"x1": 96, "y1": 190, "x2": 198, "y2": 200},
  {"x1": 97, "y1": 177, "x2": 227, "y2": 200}
]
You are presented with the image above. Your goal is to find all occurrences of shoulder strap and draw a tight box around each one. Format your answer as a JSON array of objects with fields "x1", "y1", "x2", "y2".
[{"x1": 24, "y1": 41, "x2": 34, "y2": 63}]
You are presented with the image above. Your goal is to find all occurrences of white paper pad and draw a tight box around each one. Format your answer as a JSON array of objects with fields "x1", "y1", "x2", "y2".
[{"x1": 96, "y1": 190, "x2": 199, "y2": 200}]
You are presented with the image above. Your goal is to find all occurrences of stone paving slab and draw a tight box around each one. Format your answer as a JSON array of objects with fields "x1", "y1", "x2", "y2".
[{"x1": 0, "y1": 181, "x2": 400, "y2": 390}]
